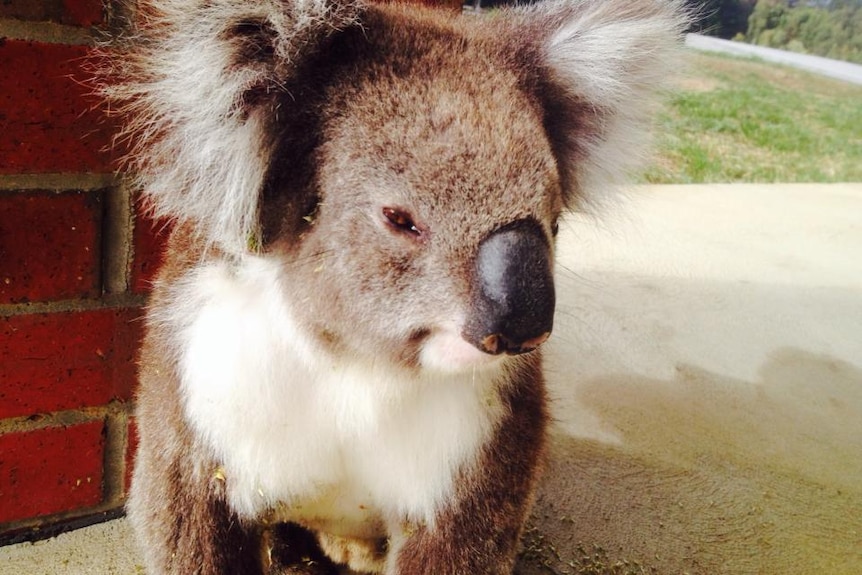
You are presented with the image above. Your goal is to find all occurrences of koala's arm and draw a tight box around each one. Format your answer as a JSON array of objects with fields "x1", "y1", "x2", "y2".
[
  {"x1": 391, "y1": 359, "x2": 548, "y2": 575},
  {"x1": 127, "y1": 259, "x2": 267, "y2": 575},
  {"x1": 128, "y1": 360, "x2": 264, "y2": 574}
]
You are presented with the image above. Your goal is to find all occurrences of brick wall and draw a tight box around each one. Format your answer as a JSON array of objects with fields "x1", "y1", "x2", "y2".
[{"x1": 0, "y1": 0, "x2": 165, "y2": 544}]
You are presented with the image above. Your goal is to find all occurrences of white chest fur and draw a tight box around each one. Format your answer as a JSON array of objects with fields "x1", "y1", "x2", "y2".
[{"x1": 168, "y1": 257, "x2": 505, "y2": 535}]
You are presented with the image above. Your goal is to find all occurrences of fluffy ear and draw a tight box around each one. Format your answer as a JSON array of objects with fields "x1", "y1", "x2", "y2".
[
  {"x1": 105, "y1": 0, "x2": 361, "y2": 253},
  {"x1": 518, "y1": 0, "x2": 689, "y2": 208}
]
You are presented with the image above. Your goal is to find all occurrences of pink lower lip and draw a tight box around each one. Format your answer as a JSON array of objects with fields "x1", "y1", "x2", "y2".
[{"x1": 420, "y1": 328, "x2": 504, "y2": 372}]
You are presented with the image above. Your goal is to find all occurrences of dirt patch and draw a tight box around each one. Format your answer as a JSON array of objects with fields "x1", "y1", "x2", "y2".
[{"x1": 674, "y1": 75, "x2": 721, "y2": 93}]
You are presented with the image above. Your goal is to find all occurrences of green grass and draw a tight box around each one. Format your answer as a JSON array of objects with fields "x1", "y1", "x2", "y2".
[{"x1": 643, "y1": 50, "x2": 862, "y2": 184}]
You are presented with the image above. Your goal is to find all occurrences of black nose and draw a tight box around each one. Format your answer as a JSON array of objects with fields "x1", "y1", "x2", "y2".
[{"x1": 463, "y1": 218, "x2": 555, "y2": 356}]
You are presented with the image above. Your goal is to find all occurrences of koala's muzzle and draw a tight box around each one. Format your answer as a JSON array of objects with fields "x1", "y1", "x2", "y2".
[{"x1": 464, "y1": 219, "x2": 555, "y2": 356}]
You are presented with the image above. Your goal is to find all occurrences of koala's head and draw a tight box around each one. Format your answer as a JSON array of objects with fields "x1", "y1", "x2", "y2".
[{"x1": 112, "y1": 0, "x2": 686, "y2": 372}]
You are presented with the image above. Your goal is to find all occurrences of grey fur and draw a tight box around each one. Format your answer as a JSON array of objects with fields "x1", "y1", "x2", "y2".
[{"x1": 111, "y1": 1, "x2": 687, "y2": 574}]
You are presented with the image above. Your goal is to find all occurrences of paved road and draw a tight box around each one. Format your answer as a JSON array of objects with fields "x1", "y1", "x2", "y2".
[{"x1": 686, "y1": 33, "x2": 862, "y2": 85}]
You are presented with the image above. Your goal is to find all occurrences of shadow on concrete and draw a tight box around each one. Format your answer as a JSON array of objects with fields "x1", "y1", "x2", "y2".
[{"x1": 520, "y1": 351, "x2": 862, "y2": 574}]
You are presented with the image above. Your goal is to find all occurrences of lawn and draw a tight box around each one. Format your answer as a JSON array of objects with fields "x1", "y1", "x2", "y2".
[{"x1": 643, "y1": 50, "x2": 862, "y2": 184}]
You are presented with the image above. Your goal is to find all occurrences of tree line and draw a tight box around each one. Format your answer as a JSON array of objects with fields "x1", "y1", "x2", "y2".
[{"x1": 689, "y1": 0, "x2": 862, "y2": 64}]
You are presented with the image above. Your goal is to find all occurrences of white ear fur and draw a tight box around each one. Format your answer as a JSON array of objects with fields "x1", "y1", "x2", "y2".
[
  {"x1": 107, "y1": 0, "x2": 360, "y2": 254},
  {"x1": 528, "y1": 0, "x2": 689, "y2": 206}
]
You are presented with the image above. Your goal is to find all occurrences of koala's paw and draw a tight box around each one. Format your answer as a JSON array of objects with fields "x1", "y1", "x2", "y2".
[{"x1": 317, "y1": 532, "x2": 387, "y2": 574}]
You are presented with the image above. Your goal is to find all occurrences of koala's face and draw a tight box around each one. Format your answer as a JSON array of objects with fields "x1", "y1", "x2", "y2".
[
  {"x1": 119, "y1": 0, "x2": 683, "y2": 374},
  {"x1": 269, "y1": 18, "x2": 563, "y2": 373}
]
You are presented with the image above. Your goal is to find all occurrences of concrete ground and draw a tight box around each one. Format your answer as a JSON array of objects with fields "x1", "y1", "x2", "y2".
[{"x1": 3, "y1": 183, "x2": 860, "y2": 574}]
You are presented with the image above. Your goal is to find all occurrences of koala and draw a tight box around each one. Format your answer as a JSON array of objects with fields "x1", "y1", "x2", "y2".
[{"x1": 108, "y1": 0, "x2": 686, "y2": 573}]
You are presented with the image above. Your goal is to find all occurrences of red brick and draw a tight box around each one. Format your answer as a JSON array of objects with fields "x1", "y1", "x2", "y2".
[
  {"x1": 0, "y1": 420, "x2": 105, "y2": 523},
  {"x1": 0, "y1": 1, "x2": 102, "y2": 27},
  {"x1": 61, "y1": 0, "x2": 104, "y2": 26},
  {"x1": 0, "y1": 2, "x2": 64, "y2": 24},
  {"x1": 0, "y1": 308, "x2": 142, "y2": 419},
  {"x1": 0, "y1": 40, "x2": 118, "y2": 174},
  {"x1": 0, "y1": 190, "x2": 103, "y2": 304},
  {"x1": 131, "y1": 211, "x2": 169, "y2": 294}
]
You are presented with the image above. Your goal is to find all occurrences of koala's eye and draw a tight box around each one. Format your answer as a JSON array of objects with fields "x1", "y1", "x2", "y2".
[
  {"x1": 551, "y1": 218, "x2": 560, "y2": 237},
  {"x1": 382, "y1": 207, "x2": 422, "y2": 238}
]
